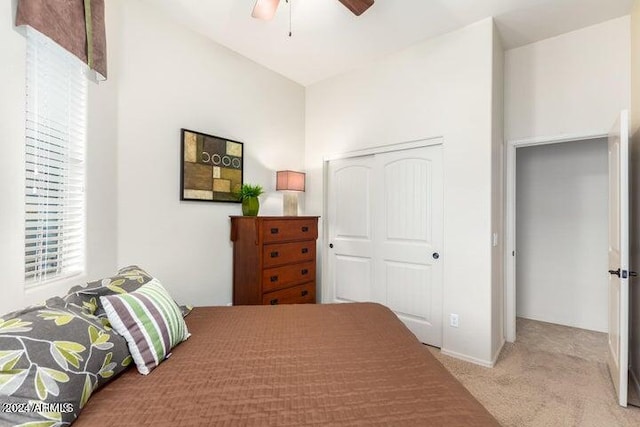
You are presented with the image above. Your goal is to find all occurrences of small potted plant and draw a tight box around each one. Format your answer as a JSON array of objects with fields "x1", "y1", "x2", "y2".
[{"x1": 237, "y1": 183, "x2": 264, "y2": 216}]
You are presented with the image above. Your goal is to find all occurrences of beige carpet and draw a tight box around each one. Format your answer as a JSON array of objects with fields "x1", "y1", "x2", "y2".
[{"x1": 428, "y1": 318, "x2": 640, "y2": 426}]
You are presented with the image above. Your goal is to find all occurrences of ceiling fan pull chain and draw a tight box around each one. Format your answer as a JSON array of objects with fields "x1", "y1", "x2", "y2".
[{"x1": 287, "y1": 0, "x2": 292, "y2": 37}]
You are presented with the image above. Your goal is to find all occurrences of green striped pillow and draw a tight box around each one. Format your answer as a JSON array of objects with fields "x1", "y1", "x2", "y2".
[{"x1": 100, "y1": 278, "x2": 190, "y2": 375}]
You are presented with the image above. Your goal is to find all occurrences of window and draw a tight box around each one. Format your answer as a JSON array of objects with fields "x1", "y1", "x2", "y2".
[{"x1": 25, "y1": 28, "x2": 87, "y2": 286}]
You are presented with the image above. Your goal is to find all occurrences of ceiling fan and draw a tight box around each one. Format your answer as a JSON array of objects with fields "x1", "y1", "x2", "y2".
[{"x1": 251, "y1": 0, "x2": 375, "y2": 20}]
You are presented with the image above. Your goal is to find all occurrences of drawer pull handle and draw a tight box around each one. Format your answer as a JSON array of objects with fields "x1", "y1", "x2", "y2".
[
  {"x1": 301, "y1": 226, "x2": 309, "y2": 232},
  {"x1": 270, "y1": 228, "x2": 279, "y2": 234},
  {"x1": 270, "y1": 299, "x2": 279, "y2": 305},
  {"x1": 270, "y1": 276, "x2": 279, "y2": 282},
  {"x1": 301, "y1": 248, "x2": 309, "y2": 254},
  {"x1": 301, "y1": 290, "x2": 309, "y2": 297},
  {"x1": 270, "y1": 251, "x2": 279, "y2": 258},
  {"x1": 301, "y1": 269, "x2": 309, "y2": 275}
]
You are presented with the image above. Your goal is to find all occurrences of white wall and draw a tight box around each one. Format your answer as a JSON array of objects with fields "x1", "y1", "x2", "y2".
[
  {"x1": 516, "y1": 139, "x2": 609, "y2": 332},
  {"x1": 306, "y1": 18, "x2": 499, "y2": 365},
  {"x1": 505, "y1": 14, "x2": 630, "y2": 338},
  {"x1": 491, "y1": 24, "x2": 505, "y2": 360},
  {"x1": 629, "y1": 0, "x2": 640, "y2": 400},
  {"x1": 115, "y1": 1, "x2": 305, "y2": 307},
  {"x1": 505, "y1": 16, "x2": 631, "y2": 142},
  {"x1": 0, "y1": 1, "x2": 119, "y2": 315}
]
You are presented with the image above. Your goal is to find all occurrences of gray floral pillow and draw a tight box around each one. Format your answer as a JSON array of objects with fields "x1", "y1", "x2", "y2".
[
  {"x1": 71, "y1": 266, "x2": 192, "y2": 320},
  {"x1": 68, "y1": 265, "x2": 154, "y2": 318},
  {"x1": 0, "y1": 297, "x2": 132, "y2": 426}
]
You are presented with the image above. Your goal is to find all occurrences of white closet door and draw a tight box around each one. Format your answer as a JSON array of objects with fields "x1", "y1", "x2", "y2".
[
  {"x1": 327, "y1": 144, "x2": 443, "y2": 346},
  {"x1": 375, "y1": 146, "x2": 443, "y2": 345},
  {"x1": 327, "y1": 156, "x2": 376, "y2": 304}
]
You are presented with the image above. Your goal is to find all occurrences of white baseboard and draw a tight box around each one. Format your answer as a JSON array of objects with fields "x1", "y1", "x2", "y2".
[
  {"x1": 491, "y1": 339, "x2": 506, "y2": 366},
  {"x1": 440, "y1": 348, "x2": 495, "y2": 368}
]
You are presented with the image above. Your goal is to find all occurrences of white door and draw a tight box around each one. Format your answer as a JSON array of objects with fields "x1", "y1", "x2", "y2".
[
  {"x1": 374, "y1": 147, "x2": 444, "y2": 344},
  {"x1": 607, "y1": 110, "x2": 630, "y2": 407},
  {"x1": 327, "y1": 155, "x2": 376, "y2": 304},
  {"x1": 327, "y1": 145, "x2": 444, "y2": 346}
]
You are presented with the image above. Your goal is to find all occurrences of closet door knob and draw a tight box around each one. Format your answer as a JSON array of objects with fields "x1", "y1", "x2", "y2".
[{"x1": 432, "y1": 252, "x2": 440, "y2": 260}]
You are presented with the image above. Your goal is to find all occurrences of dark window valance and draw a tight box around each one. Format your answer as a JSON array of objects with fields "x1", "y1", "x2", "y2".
[{"x1": 16, "y1": 0, "x2": 107, "y2": 79}]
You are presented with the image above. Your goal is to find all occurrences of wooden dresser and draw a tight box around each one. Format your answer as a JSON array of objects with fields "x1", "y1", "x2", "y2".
[{"x1": 230, "y1": 216, "x2": 319, "y2": 305}]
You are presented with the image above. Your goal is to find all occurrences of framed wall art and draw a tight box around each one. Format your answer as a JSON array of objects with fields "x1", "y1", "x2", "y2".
[{"x1": 180, "y1": 129, "x2": 244, "y2": 202}]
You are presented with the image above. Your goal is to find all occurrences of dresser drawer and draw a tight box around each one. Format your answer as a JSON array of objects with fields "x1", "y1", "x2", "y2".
[
  {"x1": 262, "y1": 218, "x2": 318, "y2": 243},
  {"x1": 262, "y1": 261, "x2": 315, "y2": 293},
  {"x1": 263, "y1": 282, "x2": 315, "y2": 305},
  {"x1": 263, "y1": 241, "x2": 316, "y2": 268}
]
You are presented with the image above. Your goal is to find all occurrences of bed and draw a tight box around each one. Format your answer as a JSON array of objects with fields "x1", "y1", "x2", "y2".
[{"x1": 74, "y1": 303, "x2": 499, "y2": 426}]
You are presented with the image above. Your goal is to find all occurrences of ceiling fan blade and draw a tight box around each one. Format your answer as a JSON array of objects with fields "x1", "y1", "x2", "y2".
[
  {"x1": 338, "y1": 0, "x2": 374, "y2": 16},
  {"x1": 251, "y1": 0, "x2": 281, "y2": 20}
]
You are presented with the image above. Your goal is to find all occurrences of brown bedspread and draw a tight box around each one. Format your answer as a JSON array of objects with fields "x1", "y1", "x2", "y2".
[{"x1": 76, "y1": 303, "x2": 499, "y2": 426}]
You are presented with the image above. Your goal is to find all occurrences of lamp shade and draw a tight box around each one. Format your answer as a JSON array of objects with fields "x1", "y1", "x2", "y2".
[{"x1": 276, "y1": 170, "x2": 305, "y2": 192}]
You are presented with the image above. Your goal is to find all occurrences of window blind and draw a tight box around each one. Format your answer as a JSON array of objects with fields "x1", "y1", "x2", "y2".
[{"x1": 25, "y1": 27, "x2": 87, "y2": 286}]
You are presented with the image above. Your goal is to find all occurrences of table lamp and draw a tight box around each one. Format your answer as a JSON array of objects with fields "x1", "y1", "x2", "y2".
[{"x1": 276, "y1": 170, "x2": 305, "y2": 216}]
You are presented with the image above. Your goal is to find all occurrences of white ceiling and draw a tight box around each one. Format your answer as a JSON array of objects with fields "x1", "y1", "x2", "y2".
[{"x1": 146, "y1": 0, "x2": 633, "y2": 86}]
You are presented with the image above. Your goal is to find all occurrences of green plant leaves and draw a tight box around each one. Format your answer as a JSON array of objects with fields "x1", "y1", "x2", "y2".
[
  {"x1": 16, "y1": 410, "x2": 63, "y2": 426},
  {"x1": 238, "y1": 183, "x2": 264, "y2": 199},
  {"x1": 88, "y1": 325, "x2": 114, "y2": 351},
  {"x1": 13, "y1": 406, "x2": 62, "y2": 426},
  {"x1": 0, "y1": 350, "x2": 26, "y2": 395},
  {"x1": 121, "y1": 269, "x2": 148, "y2": 284},
  {"x1": 121, "y1": 355, "x2": 133, "y2": 367},
  {"x1": 0, "y1": 368, "x2": 29, "y2": 396},
  {"x1": 79, "y1": 374, "x2": 94, "y2": 408},
  {"x1": 98, "y1": 352, "x2": 116, "y2": 379},
  {"x1": 34, "y1": 366, "x2": 69, "y2": 400},
  {"x1": 37, "y1": 310, "x2": 75, "y2": 326},
  {"x1": 0, "y1": 318, "x2": 33, "y2": 333},
  {"x1": 103, "y1": 278, "x2": 127, "y2": 294},
  {"x1": 98, "y1": 317, "x2": 112, "y2": 329},
  {"x1": 0, "y1": 349, "x2": 24, "y2": 371},
  {"x1": 50, "y1": 341, "x2": 86, "y2": 370},
  {"x1": 82, "y1": 297, "x2": 98, "y2": 314},
  {"x1": 40, "y1": 412, "x2": 62, "y2": 422},
  {"x1": 15, "y1": 421, "x2": 59, "y2": 427}
]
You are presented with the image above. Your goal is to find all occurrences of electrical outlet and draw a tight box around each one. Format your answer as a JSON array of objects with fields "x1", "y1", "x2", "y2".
[{"x1": 450, "y1": 313, "x2": 459, "y2": 328}]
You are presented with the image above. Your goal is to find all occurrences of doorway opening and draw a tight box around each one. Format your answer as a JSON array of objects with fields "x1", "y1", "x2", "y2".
[
  {"x1": 516, "y1": 137, "x2": 608, "y2": 332},
  {"x1": 504, "y1": 133, "x2": 608, "y2": 342},
  {"x1": 504, "y1": 130, "x2": 638, "y2": 407}
]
